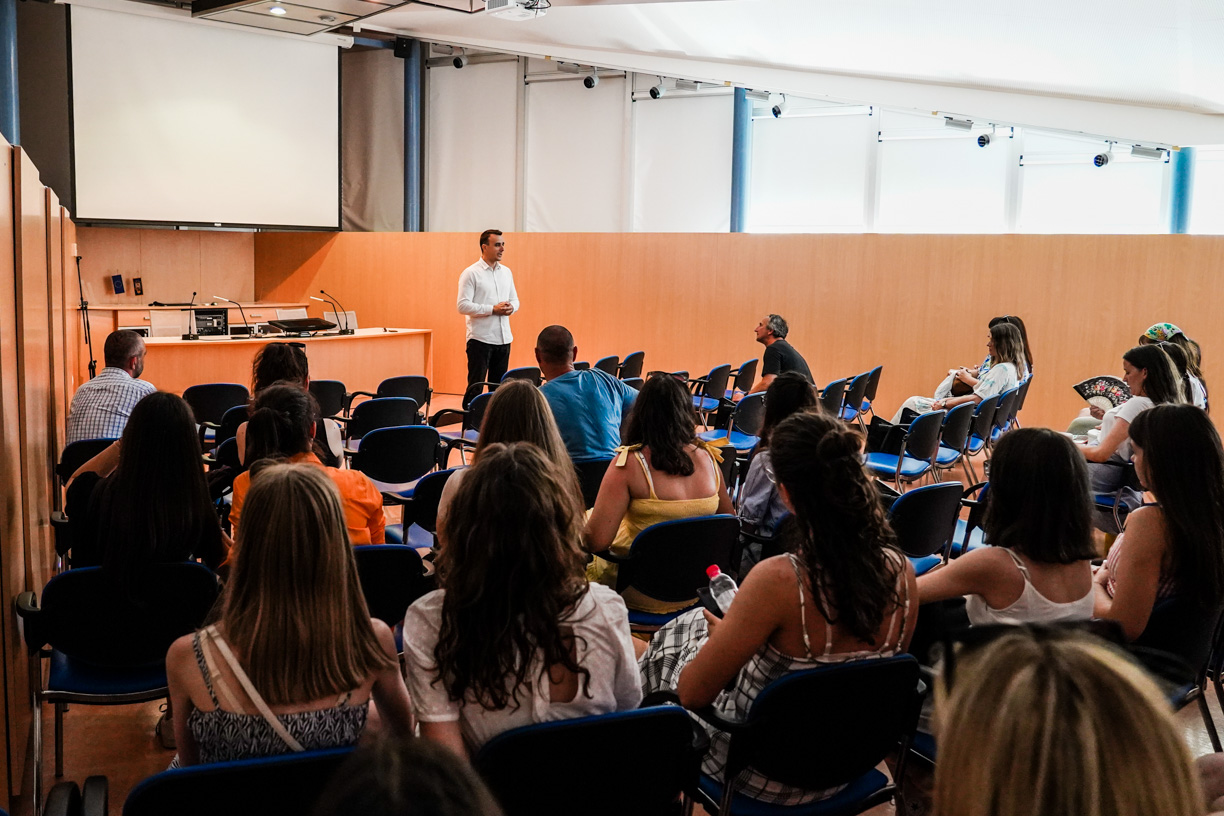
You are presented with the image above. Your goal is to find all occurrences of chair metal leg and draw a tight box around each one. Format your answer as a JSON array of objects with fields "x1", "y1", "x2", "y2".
[
  {"x1": 963, "y1": 454, "x2": 979, "y2": 485},
  {"x1": 30, "y1": 662, "x2": 43, "y2": 816},
  {"x1": 54, "y1": 702, "x2": 65, "y2": 777},
  {"x1": 1201, "y1": 690, "x2": 1223, "y2": 752}
]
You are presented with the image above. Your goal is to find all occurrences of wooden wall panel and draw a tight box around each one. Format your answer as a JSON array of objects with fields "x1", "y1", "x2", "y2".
[
  {"x1": 255, "y1": 232, "x2": 1224, "y2": 433},
  {"x1": 46, "y1": 192, "x2": 67, "y2": 482},
  {"x1": 13, "y1": 149, "x2": 53, "y2": 603},
  {"x1": 61, "y1": 215, "x2": 80, "y2": 415},
  {"x1": 75, "y1": 227, "x2": 254, "y2": 307},
  {"x1": 0, "y1": 141, "x2": 24, "y2": 806}
]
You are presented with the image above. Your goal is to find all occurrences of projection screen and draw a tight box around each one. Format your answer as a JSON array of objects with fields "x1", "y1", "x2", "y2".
[{"x1": 71, "y1": 6, "x2": 339, "y2": 228}]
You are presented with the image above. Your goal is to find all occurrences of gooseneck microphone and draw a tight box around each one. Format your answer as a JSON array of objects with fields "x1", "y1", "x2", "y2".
[
  {"x1": 319, "y1": 289, "x2": 354, "y2": 335},
  {"x1": 189, "y1": 291, "x2": 197, "y2": 306},
  {"x1": 212, "y1": 295, "x2": 252, "y2": 338}
]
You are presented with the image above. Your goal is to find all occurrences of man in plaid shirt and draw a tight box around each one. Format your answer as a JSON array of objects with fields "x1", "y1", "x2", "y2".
[{"x1": 66, "y1": 330, "x2": 157, "y2": 444}]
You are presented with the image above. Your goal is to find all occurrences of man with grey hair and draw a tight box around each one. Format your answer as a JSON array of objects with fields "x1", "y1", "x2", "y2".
[
  {"x1": 748, "y1": 314, "x2": 812, "y2": 394},
  {"x1": 66, "y1": 330, "x2": 157, "y2": 443}
]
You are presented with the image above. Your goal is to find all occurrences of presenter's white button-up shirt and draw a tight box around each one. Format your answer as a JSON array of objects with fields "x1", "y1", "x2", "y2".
[{"x1": 457, "y1": 259, "x2": 519, "y2": 344}]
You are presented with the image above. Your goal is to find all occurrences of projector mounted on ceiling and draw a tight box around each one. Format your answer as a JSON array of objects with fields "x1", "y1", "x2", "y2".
[{"x1": 485, "y1": 0, "x2": 548, "y2": 20}]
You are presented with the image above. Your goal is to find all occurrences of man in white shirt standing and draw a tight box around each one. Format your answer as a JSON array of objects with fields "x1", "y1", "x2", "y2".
[{"x1": 457, "y1": 229, "x2": 519, "y2": 392}]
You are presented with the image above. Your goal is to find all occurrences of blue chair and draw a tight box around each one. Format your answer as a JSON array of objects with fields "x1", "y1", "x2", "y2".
[
  {"x1": 699, "y1": 393, "x2": 766, "y2": 454},
  {"x1": 351, "y1": 425, "x2": 441, "y2": 500},
  {"x1": 602, "y1": 515, "x2": 740, "y2": 631},
  {"x1": 623, "y1": 377, "x2": 645, "y2": 391},
  {"x1": 840, "y1": 371, "x2": 872, "y2": 429},
  {"x1": 888, "y1": 482, "x2": 963, "y2": 576},
  {"x1": 1010, "y1": 376, "x2": 1032, "y2": 429},
  {"x1": 594, "y1": 355, "x2": 620, "y2": 376},
  {"x1": 962, "y1": 394, "x2": 1000, "y2": 484},
  {"x1": 502, "y1": 366, "x2": 542, "y2": 385},
  {"x1": 932, "y1": 402, "x2": 975, "y2": 482},
  {"x1": 986, "y1": 387, "x2": 1020, "y2": 450},
  {"x1": 618, "y1": 351, "x2": 645, "y2": 380},
  {"x1": 388, "y1": 467, "x2": 460, "y2": 549},
  {"x1": 860, "y1": 365, "x2": 883, "y2": 417},
  {"x1": 725, "y1": 359, "x2": 758, "y2": 400},
  {"x1": 308, "y1": 378, "x2": 348, "y2": 419},
  {"x1": 343, "y1": 397, "x2": 419, "y2": 455},
  {"x1": 1092, "y1": 460, "x2": 1144, "y2": 534},
  {"x1": 475, "y1": 707, "x2": 703, "y2": 816},
  {"x1": 817, "y1": 378, "x2": 847, "y2": 418},
  {"x1": 16, "y1": 563, "x2": 220, "y2": 812},
  {"x1": 345, "y1": 375, "x2": 432, "y2": 420},
  {"x1": 353, "y1": 545, "x2": 434, "y2": 652},
  {"x1": 56, "y1": 438, "x2": 118, "y2": 486},
  {"x1": 864, "y1": 410, "x2": 945, "y2": 492},
  {"x1": 432, "y1": 392, "x2": 492, "y2": 466},
  {"x1": 574, "y1": 458, "x2": 613, "y2": 510},
  {"x1": 1134, "y1": 599, "x2": 1224, "y2": 752},
  {"x1": 122, "y1": 747, "x2": 354, "y2": 816},
  {"x1": 183, "y1": 383, "x2": 249, "y2": 445},
  {"x1": 692, "y1": 656, "x2": 922, "y2": 815},
  {"x1": 951, "y1": 482, "x2": 989, "y2": 557},
  {"x1": 689, "y1": 364, "x2": 733, "y2": 429}
]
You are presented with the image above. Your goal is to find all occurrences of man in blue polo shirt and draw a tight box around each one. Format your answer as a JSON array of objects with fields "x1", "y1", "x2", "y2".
[{"x1": 536, "y1": 325, "x2": 638, "y2": 463}]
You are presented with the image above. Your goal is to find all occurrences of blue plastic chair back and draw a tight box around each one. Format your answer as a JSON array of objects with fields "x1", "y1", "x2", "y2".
[
  {"x1": 617, "y1": 515, "x2": 739, "y2": 603},
  {"x1": 593, "y1": 356, "x2": 620, "y2": 376},
  {"x1": 347, "y1": 397, "x2": 419, "y2": 441},
  {"x1": 351, "y1": 425, "x2": 440, "y2": 485},
  {"x1": 888, "y1": 482, "x2": 963, "y2": 559},
  {"x1": 57, "y1": 438, "x2": 118, "y2": 485},
  {"x1": 939, "y1": 402, "x2": 976, "y2": 454},
  {"x1": 904, "y1": 410, "x2": 945, "y2": 462},
  {"x1": 574, "y1": 458, "x2": 613, "y2": 509},
  {"x1": 405, "y1": 468, "x2": 460, "y2": 534},
  {"x1": 352, "y1": 545, "x2": 433, "y2": 628},
  {"x1": 731, "y1": 393, "x2": 766, "y2": 436},
  {"x1": 215, "y1": 405, "x2": 247, "y2": 446},
  {"x1": 842, "y1": 371, "x2": 872, "y2": 419},
  {"x1": 992, "y1": 388, "x2": 1020, "y2": 435},
  {"x1": 730, "y1": 359, "x2": 758, "y2": 394},
  {"x1": 123, "y1": 747, "x2": 354, "y2": 816},
  {"x1": 501, "y1": 367, "x2": 542, "y2": 386},
  {"x1": 182, "y1": 383, "x2": 249, "y2": 426},
  {"x1": 819, "y1": 378, "x2": 847, "y2": 416},
  {"x1": 376, "y1": 375, "x2": 431, "y2": 405},
  {"x1": 618, "y1": 351, "x2": 645, "y2": 380},
  {"x1": 863, "y1": 365, "x2": 884, "y2": 403},
  {"x1": 308, "y1": 379, "x2": 347, "y2": 418}
]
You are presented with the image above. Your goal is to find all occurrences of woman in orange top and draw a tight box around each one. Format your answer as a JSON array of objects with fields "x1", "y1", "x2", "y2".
[{"x1": 229, "y1": 383, "x2": 385, "y2": 545}]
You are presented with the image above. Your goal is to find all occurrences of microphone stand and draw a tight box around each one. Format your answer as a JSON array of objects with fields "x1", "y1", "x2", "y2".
[
  {"x1": 75, "y1": 256, "x2": 97, "y2": 378},
  {"x1": 320, "y1": 289, "x2": 354, "y2": 335},
  {"x1": 212, "y1": 296, "x2": 253, "y2": 338}
]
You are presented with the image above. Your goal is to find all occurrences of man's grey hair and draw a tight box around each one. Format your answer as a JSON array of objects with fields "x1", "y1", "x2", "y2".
[{"x1": 766, "y1": 314, "x2": 788, "y2": 339}]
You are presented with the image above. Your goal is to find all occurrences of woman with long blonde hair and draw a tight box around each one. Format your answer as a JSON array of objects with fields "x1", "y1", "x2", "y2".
[
  {"x1": 167, "y1": 463, "x2": 413, "y2": 766},
  {"x1": 933, "y1": 627, "x2": 1203, "y2": 816}
]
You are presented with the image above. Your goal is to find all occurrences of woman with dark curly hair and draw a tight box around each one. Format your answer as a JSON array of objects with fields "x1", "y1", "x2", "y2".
[
  {"x1": 640, "y1": 410, "x2": 915, "y2": 806},
  {"x1": 403, "y1": 443, "x2": 641, "y2": 757},
  {"x1": 585, "y1": 374, "x2": 734, "y2": 612}
]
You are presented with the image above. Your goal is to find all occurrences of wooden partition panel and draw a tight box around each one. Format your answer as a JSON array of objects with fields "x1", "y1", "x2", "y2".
[
  {"x1": 60, "y1": 214, "x2": 79, "y2": 422},
  {"x1": 13, "y1": 149, "x2": 53, "y2": 600},
  {"x1": 255, "y1": 232, "x2": 1224, "y2": 432},
  {"x1": 0, "y1": 144, "x2": 27, "y2": 803},
  {"x1": 46, "y1": 193, "x2": 67, "y2": 485}
]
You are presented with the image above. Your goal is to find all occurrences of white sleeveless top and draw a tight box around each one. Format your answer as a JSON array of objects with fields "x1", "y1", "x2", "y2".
[{"x1": 965, "y1": 549, "x2": 1094, "y2": 626}]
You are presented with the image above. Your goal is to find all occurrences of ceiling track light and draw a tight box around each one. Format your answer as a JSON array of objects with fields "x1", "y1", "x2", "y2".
[
  {"x1": 771, "y1": 94, "x2": 789, "y2": 118},
  {"x1": 451, "y1": 48, "x2": 469, "y2": 69},
  {"x1": 583, "y1": 69, "x2": 599, "y2": 89},
  {"x1": 268, "y1": 5, "x2": 287, "y2": 14},
  {"x1": 649, "y1": 77, "x2": 666, "y2": 99}
]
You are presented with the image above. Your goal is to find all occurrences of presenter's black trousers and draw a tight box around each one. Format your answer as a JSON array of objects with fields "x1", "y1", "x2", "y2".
[{"x1": 466, "y1": 339, "x2": 511, "y2": 391}]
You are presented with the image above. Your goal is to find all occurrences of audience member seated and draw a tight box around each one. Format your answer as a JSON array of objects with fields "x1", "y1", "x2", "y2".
[
  {"x1": 917, "y1": 429, "x2": 1095, "y2": 624},
  {"x1": 1076, "y1": 345, "x2": 1185, "y2": 533},
  {"x1": 535, "y1": 325, "x2": 638, "y2": 462},
  {"x1": 1157, "y1": 340, "x2": 1204, "y2": 409},
  {"x1": 437, "y1": 379, "x2": 581, "y2": 533},
  {"x1": 1139, "y1": 321, "x2": 1207, "y2": 408},
  {"x1": 65, "y1": 329, "x2": 157, "y2": 444},
  {"x1": 230, "y1": 384, "x2": 385, "y2": 544},
  {"x1": 585, "y1": 375, "x2": 734, "y2": 612},
  {"x1": 166, "y1": 463, "x2": 413, "y2": 766},
  {"x1": 892, "y1": 322, "x2": 1025, "y2": 423},
  {"x1": 933, "y1": 315, "x2": 1033, "y2": 400},
  {"x1": 404, "y1": 443, "x2": 641, "y2": 757},
  {"x1": 1093, "y1": 404, "x2": 1224, "y2": 641},
  {"x1": 736, "y1": 372, "x2": 818, "y2": 573},
  {"x1": 65, "y1": 391, "x2": 226, "y2": 577},
  {"x1": 747, "y1": 314, "x2": 812, "y2": 394},
  {"x1": 640, "y1": 411, "x2": 916, "y2": 807},
  {"x1": 933, "y1": 627, "x2": 1204, "y2": 816},
  {"x1": 236, "y1": 342, "x2": 343, "y2": 466},
  {"x1": 312, "y1": 735, "x2": 502, "y2": 816}
]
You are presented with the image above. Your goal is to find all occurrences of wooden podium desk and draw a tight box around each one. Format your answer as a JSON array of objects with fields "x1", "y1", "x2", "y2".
[{"x1": 140, "y1": 328, "x2": 433, "y2": 396}]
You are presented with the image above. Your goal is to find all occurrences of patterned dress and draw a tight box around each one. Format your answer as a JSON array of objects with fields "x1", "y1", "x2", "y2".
[{"x1": 639, "y1": 552, "x2": 911, "y2": 806}]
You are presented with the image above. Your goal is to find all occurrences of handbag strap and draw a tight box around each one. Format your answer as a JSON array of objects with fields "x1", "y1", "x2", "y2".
[
  {"x1": 201, "y1": 625, "x2": 305, "y2": 753},
  {"x1": 198, "y1": 629, "x2": 244, "y2": 713}
]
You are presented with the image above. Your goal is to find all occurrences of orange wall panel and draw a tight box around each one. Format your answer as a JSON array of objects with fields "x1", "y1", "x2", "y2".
[{"x1": 254, "y1": 231, "x2": 1224, "y2": 433}]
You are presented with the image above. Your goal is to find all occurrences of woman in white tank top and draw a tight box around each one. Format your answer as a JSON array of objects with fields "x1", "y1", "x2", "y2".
[{"x1": 919, "y1": 428, "x2": 1096, "y2": 625}]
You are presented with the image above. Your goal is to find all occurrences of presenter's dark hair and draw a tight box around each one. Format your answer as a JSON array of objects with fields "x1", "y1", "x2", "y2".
[
  {"x1": 104, "y1": 330, "x2": 144, "y2": 368},
  {"x1": 624, "y1": 375, "x2": 700, "y2": 477},
  {"x1": 535, "y1": 325, "x2": 575, "y2": 366},
  {"x1": 479, "y1": 229, "x2": 503, "y2": 248},
  {"x1": 245, "y1": 383, "x2": 317, "y2": 464},
  {"x1": 252, "y1": 342, "x2": 309, "y2": 395}
]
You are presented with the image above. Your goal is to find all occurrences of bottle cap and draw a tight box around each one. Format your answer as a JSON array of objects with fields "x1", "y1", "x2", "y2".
[{"x1": 706, "y1": 565, "x2": 721, "y2": 579}]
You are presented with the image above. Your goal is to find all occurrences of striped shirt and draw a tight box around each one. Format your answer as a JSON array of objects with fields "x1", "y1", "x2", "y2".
[{"x1": 65, "y1": 368, "x2": 156, "y2": 444}]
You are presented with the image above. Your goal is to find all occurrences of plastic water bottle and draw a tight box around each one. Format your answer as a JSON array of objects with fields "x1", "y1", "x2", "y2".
[{"x1": 706, "y1": 565, "x2": 738, "y2": 614}]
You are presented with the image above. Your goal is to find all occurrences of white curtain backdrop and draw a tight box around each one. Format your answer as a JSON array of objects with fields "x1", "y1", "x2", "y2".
[
  {"x1": 426, "y1": 60, "x2": 519, "y2": 232},
  {"x1": 524, "y1": 76, "x2": 627, "y2": 232},
  {"x1": 632, "y1": 95, "x2": 732, "y2": 232}
]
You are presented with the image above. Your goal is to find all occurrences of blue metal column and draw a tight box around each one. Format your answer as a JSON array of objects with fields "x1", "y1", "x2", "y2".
[
  {"x1": 403, "y1": 38, "x2": 424, "y2": 232},
  {"x1": 730, "y1": 87, "x2": 752, "y2": 233},
  {"x1": 0, "y1": 0, "x2": 19, "y2": 146},
  {"x1": 1170, "y1": 147, "x2": 1196, "y2": 234}
]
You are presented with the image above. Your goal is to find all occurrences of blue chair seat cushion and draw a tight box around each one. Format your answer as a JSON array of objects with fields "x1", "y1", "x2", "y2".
[
  {"x1": 935, "y1": 445, "x2": 960, "y2": 465},
  {"x1": 966, "y1": 435, "x2": 987, "y2": 454},
  {"x1": 697, "y1": 429, "x2": 760, "y2": 452},
  {"x1": 370, "y1": 477, "x2": 421, "y2": 499},
  {"x1": 47, "y1": 650, "x2": 168, "y2": 697},
  {"x1": 438, "y1": 429, "x2": 479, "y2": 445},
  {"x1": 384, "y1": 524, "x2": 434, "y2": 551},
  {"x1": 840, "y1": 405, "x2": 860, "y2": 421},
  {"x1": 697, "y1": 768, "x2": 890, "y2": 815},
  {"x1": 911, "y1": 730, "x2": 936, "y2": 762},
  {"x1": 693, "y1": 396, "x2": 721, "y2": 412},
  {"x1": 951, "y1": 520, "x2": 986, "y2": 556},
  {"x1": 864, "y1": 453, "x2": 930, "y2": 479},
  {"x1": 908, "y1": 555, "x2": 942, "y2": 577}
]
